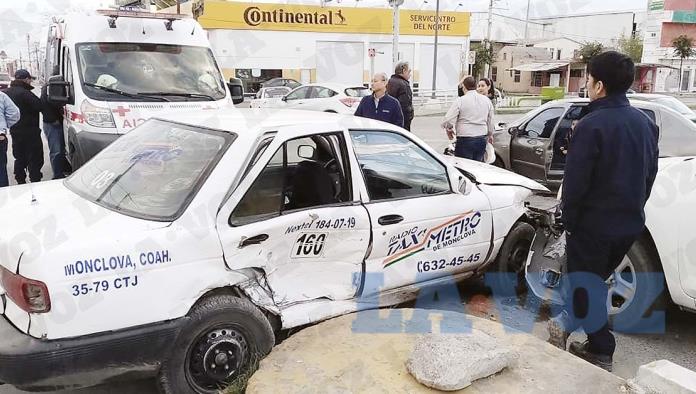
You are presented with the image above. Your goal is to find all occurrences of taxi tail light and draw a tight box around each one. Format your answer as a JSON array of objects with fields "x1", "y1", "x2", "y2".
[
  {"x1": 0, "y1": 266, "x2": 51, "y2": 314},
  {"x1": 81, "y1": 99, "x2": 116, "y2": 128},
  {"x1": 340, "y1": 97, "x2": 361, "y2": 107}
]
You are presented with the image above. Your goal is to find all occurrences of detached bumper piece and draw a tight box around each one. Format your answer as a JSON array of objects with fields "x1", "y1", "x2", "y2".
[
  {"x1": 524, "y1": 195, "x2": 566, "y2": 305},
  {"x1": 0, "y1": 316, "x2": 185, "y2": 391}
]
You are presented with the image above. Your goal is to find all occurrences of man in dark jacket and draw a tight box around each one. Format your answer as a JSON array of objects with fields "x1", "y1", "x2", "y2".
[
  {"x1": 386, "y1": 61, "x2": 414, "y2": 131},
  {"x1": 4, "y1": 69, "x2": 43, "y2": 184},
  {"x1": 41, "y1": 81, "x2": 69, "y2": 179},
  {"x1": 355, "y1": 72, "x2": 404, "y2": 127},
  {"x1": 547, "y1": 51, "x2": 659, "y2": 372}
]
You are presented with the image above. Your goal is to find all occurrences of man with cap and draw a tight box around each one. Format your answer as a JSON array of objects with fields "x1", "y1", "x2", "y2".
[{"x1": 3, "y1": 69, "x2": 44, "y2": 184}]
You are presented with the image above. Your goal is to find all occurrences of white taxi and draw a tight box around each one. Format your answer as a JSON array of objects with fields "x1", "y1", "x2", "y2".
[{"x1": 0, "y1": 109, "x2": 546, "y2": 393}]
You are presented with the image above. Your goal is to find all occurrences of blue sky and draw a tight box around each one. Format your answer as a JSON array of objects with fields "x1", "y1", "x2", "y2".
[{"x1": 0, "y1": 0, "x2": 645, "y2": 59}]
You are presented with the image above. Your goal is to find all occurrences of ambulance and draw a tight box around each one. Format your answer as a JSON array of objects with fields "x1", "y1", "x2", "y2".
[{"x1": 44, "y1": 9, "x2": 243, "y2": 169}]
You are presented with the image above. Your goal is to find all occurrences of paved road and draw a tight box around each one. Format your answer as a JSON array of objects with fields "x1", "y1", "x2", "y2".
[{"x1": 2, "y1": 112, "x2": 695, "y2": 393}]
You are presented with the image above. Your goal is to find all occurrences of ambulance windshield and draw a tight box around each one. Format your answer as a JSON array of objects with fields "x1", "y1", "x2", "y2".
[
  {"x1": 65, "y1": 119, "x2": 235, "y2": 221},
  {"x1": 76, "y1": 43, "x2": 227, "y2": 102}
]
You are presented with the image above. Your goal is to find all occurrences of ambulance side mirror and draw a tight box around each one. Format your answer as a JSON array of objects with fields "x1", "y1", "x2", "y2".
[
  {"x1": 47, "y1": 75, "x2": 72, "y2": 105},
  {"x1": 227, "y1": 77, "x2": 244, "y2": 105}
]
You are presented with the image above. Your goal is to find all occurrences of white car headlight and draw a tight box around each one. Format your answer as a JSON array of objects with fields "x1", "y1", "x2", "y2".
[{"x1": 81, "y1": 100, "x2": 116, "y2": 128}]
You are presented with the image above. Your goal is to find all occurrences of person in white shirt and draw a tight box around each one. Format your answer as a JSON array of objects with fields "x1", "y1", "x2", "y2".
[{"x1": 441, "y1": 76, "x2": 495, "y2": 161}]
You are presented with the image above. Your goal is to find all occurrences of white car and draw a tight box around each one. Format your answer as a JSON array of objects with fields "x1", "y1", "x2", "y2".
[
  {"x1": 526, "y1": 156, "x2": 696, "y2": 329},
  {"x1": 249, "y1": 86, "x2": 292, "y2": 108},
  {"x1": 0, "y1": 108, "x2": 547, "y2": 393},
  {"x1": 271, "y1": 83, "x2": 370, "y2": 114}
]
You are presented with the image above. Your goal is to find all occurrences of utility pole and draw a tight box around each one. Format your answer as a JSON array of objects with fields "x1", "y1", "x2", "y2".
[
  {"x1": 177, "y1": 0, "x2": 181, "y2": 14},
  {"x1": 431, "y1": 0, "x2": 440, "y2": 98},
  {"x1": 484, "y1": 0, "x2": 494, "y2": 78},
  {"x1": 389, "y1": 0, "x2": 404, "y2": 68},
  {"x1": 26, "y1": 34, "x2": 31, "y2": 74},
  {"x1": 523, "y1": 0, "x2": 531, "y2": 45}
]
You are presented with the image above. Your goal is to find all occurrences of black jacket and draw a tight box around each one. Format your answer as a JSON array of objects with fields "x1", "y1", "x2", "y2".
[
  {"x1": 386, "y1": 74, "x2": 414, "y2": 120},
  {"x1": 561, "y1": 94, "x2": 659, "y2": 238},
  {"x1": 354, "y1": 93, "x2": 404, "y2": 127},
  {"x1": 40, "y1": 84, "x2": 64, "y2": 124},
  {"x1": 3, "y1": 80, "x2": 42, "y2": 136}
]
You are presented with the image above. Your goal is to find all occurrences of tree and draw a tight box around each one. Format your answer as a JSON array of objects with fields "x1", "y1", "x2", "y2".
[
  {"x1": 618, "y1": 34, "x2": 644, "y2": 63},
  {"x1": 577, "y1": 41, "x2": 605, "y2": 64},
  {"x1": 472, "y1": 40, "x2": 495, "y2": 79},
  {"x1": 672, "y1": 35, "x2": 695, "y2": 91}
]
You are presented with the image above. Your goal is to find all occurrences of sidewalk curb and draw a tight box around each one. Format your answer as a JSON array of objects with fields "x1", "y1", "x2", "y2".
[{"x1": 630, "y1": 360, "x2": 696, "y2": 394}]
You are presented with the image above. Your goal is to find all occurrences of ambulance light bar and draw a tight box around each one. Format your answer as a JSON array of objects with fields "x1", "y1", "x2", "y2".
[{"x1": 96, "y1": 9, "x2": 188, "y2": 30}]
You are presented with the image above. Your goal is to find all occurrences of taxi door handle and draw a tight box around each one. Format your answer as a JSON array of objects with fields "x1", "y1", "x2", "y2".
[
  {"x1": 378, "y1": 215, "x2": 404, "y2": 226},
  {"x1": 238, "y1": 234, "x2": 269, "y2": 248}
]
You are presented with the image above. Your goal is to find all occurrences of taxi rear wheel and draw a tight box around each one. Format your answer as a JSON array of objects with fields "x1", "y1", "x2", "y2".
[{"x1": 158, "y1": 295, "x2": 275, "y2": 394}]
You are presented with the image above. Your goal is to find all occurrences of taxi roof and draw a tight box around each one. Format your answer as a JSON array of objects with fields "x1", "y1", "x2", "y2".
[{"x1": 152, "y1": 107, "x2": 404, "y2": 137}]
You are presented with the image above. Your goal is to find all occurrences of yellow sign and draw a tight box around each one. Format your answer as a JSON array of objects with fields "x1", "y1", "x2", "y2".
[{"x1": 199, "y1": 1, "x2": 469, "y2": 36}]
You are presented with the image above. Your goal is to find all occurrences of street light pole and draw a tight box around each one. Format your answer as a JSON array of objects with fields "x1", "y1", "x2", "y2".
[
  {"x1": 484, "y1": 0, "x2": 493, "y2": 78},
  {"x1": 523, "y1": 0, "x2": 531, "y2": 45},
  {"x1": 431, "y1": 0, "x2": 440, "y2": 98},
  {"x1": 390, "y1": 0, "x2": 404, "y2": 67}
]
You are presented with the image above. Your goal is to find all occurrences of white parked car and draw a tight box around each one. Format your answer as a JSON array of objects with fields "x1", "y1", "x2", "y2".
[
  {"x1": 249, "y1": 86, "x2": 292, "y2": 108},
  {"x1": 526, "y1": 156, "x2": 696, "y2": 329},
  {"x1": 0, "y1": 108, "x2": 547, "y2": 393},
  {"x1": 271, "y1": 83, "x2": 370, "y2": 114}
]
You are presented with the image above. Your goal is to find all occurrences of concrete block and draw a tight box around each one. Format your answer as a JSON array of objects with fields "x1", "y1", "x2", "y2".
[
  {"x1": 406, "y1": 328, "x2": 518, "y2": 391},
  {"x1": 633, "y1": 360, "x2": 696, "y2": 394}
]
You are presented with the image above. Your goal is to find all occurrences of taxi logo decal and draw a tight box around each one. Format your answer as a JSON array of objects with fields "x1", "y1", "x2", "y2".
[{"x1": 383, "y1": 211, "x2": 481, "y2": 268}]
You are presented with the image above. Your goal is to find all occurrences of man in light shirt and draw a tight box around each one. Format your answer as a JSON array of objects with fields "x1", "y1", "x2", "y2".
[{"x1": 441, "y1": 76, "x2": 494, "y2": 161}]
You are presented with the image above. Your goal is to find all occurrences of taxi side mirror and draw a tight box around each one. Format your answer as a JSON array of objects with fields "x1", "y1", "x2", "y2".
[{"x1": 458, "y1": 176, "x2": 472, "y2": 196}]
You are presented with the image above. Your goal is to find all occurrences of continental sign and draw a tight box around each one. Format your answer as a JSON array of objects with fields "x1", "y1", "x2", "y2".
[{"x1": 199, "y1": 0, "x2": 470, "y2": 36}]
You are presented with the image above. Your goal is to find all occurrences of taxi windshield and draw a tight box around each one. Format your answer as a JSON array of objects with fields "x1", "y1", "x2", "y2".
[
  {"x1": 76, "y1": 43, "x2": 227, "y2": 101},
  {"x1": 65, "y1": 120, "x2": 234, "y2": 221}
]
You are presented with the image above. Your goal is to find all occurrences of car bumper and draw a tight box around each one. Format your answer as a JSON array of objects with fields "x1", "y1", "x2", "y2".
[
  {"x1": 74, "y1": 131, "x2": 121, "y2": 164},
  {"x1": 0, "y1": 315, "x2": 185, "y2": 391}
]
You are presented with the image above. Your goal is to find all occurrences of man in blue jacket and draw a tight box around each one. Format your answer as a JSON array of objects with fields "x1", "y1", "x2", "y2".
[
  {"x1": 355, "y1": 73, "x2": 404, "y2": 128},
  {"x1": 547, "y1": 51, "x2": 659, "y2": 371}
]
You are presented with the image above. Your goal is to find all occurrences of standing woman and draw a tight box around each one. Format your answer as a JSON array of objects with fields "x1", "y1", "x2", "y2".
[{"x1": 477, "y1": 77, "x2": 496, "y2": 106}]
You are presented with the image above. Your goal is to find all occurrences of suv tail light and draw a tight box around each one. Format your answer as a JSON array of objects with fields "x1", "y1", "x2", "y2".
[
  {"x1": 0, "y1": 265, "x2": 51, "y2": 313},
  {"x1": 340, "y1": 97, "x2": 361, "y2": 107}
]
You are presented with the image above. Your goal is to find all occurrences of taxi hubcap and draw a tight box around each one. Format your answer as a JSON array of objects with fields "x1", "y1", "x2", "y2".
[{"x1": 188, "y1": 327, "x2": 249, "y2": 392}]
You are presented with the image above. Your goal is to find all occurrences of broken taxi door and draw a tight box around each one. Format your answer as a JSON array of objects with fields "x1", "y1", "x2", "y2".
[{"x1": 215, "y1": 126, "x2": 371, "y2": 308}]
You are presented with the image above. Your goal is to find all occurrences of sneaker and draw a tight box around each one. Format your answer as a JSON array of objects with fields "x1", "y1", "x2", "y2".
[
  {"x1": 547, "y1": 313, "x2": 570, "y2": 350},
  {"x1": 568, "y1": 341, "x2": 613, "y2": 372}
]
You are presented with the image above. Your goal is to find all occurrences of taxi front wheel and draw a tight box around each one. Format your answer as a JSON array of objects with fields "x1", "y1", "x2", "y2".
[{"x1": 158, "y1": 295, "x2": 275, "y2": 394}]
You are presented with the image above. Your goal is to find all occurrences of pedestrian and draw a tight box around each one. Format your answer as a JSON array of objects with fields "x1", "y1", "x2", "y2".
[
  {"x1": 477, "y1": 77, "x2": 496, "y2": 105},
  {"x1": 547, "y1": 51, "x2": 659, "y2": 372},
  {"x1": 4, "y1": 69, "x2": 44, "y2": 184},
  {"x1": 354, "y1": 72, "x2": 404, "y2": 128},
  {"x1": 0, "y1": 91, "x2": 21, "y2": 188},
  {"x1": 41, "y1": 79, "x2": 69, "y2": 179},
  {"x1": 441, "y1": 76, "x2": 494, "y2": 161},
  {"x1": 386, "y1": 61, "x2": 414, "y2": 131}
]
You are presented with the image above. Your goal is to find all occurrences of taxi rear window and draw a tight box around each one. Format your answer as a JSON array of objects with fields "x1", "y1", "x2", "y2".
[{"x1": 65, "y1": 119, "x2": 234, "y2": 221}]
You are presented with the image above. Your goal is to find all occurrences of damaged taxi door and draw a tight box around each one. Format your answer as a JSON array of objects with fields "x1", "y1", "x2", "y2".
[
  {"x1": 348, "y1": 130, "x2": 493, "y2": 295},
  {"x1": 216, "y1": 127, "x2": 371, "y2": 308}
]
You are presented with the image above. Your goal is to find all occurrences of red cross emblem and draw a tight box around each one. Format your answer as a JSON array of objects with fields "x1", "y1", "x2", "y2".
[{"x1": 112, "y1": 106, "x2": 131, "y2": 117}]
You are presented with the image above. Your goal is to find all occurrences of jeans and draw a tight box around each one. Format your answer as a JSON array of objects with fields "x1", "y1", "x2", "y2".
[
  {"x1": 0, "y1": 137, "x2": 7, "y2": 187},
  {"x1": 43, "y1": 121, "x2": 68, "y2": 179},
  {"x1": 455, "y1": 136, "x2": 487, "y2": 161}
]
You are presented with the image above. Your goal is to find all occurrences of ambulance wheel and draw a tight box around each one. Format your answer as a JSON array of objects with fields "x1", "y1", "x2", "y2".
[
  {"x1": 489, "y1": 222, "x2": 536, "y2": 295},
  {"x1": 158, "y1": 295, "x2": 275, "y2": 394}
]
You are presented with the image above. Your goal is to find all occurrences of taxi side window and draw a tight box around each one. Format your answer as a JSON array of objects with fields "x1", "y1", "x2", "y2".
[
  {"x1": 350, "y1": 130, "x2": 450, "y2": 201},
  {"x1": 230, "y1": 133, "x2": 351, "y2": 225}
]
